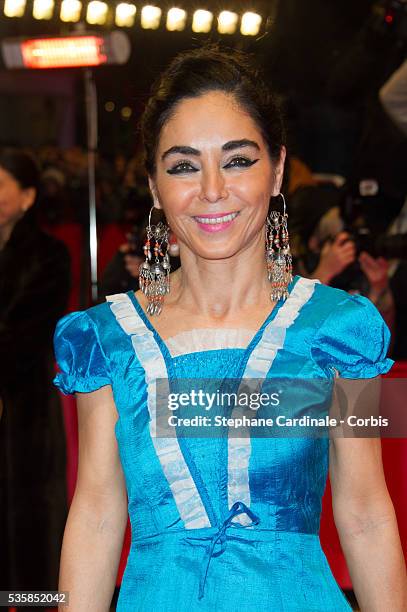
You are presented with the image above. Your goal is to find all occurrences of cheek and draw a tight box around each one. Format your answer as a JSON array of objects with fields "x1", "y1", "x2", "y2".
[
  {"x1": 157, "y1": 176, "x2": 197, "y2": 215},
  {"x1": 233, "y1": 173, "x2": 271, "y2": 210},
  {"x1": 0, "y1": 186, "x2": 23, "y2": 217}
]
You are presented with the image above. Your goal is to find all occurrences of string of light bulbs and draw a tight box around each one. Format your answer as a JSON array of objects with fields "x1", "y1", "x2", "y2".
[{"x1": 4, "y1": 1, "x2": 263, "y2": 36}]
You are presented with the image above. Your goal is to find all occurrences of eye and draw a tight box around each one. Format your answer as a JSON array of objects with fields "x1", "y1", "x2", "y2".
[
  {"x1": 224, "y1": 156, "x2": 259, "y2": 169},
  {"x1": 166, "y1": 155, "x2": 259, "y2": 175},
  {"x1": 167, "y1": 160, "x2": 199, "y2": 175}
]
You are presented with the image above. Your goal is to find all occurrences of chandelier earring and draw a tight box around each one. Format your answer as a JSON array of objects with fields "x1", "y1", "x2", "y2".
[
  {"x1": 138, "y1": 205, "x2": 171, "y2": 316},
  {"x1": 266, "y1": 193, "x2": 293, "y2": 302}
]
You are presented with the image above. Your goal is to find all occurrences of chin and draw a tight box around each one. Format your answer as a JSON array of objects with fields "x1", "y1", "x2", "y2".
[{"x1": 189, "y1": 242, "x2": 242, "y2": 261}]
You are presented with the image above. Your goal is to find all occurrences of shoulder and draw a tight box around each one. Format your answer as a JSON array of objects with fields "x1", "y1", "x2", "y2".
[
  {"x1": 290, "y1": 276, "x2": 359, "y2": 328},
  {"x1": 306, "y1": 281, "x2": 394, "y2": 378},
  {"x1": 310, "y1": 281, "x2": 387, "y2": 329},
  {"x1": 301, "y1": 276, "x2": 362, "y2": 310},
  {"x1": 294, "y1": 276, "x2": 379, "y2": 323},
  {"x1": 54, "y1": 299, "x2": 119, "y2": 356},
  {"x1": 53, "y1": 302, "x2": 115, "y2": 395}
]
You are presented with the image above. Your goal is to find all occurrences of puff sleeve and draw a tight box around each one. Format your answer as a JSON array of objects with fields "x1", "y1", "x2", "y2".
[
  {"x1": 53, "y1": 310, "x2": 112, "y2": 395},
  {"x1": 311, "y1": 292, "x2": 395, "y2": 378}
]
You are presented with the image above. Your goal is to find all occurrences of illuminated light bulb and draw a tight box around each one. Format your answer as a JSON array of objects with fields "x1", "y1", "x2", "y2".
[
  {"x1": 217, "y1": 10, "x2": 238, "y2": 35},
  {"x1": 4, "y1": 0, "x2": 27, "y2": 18},
  {"x1": 60, "y1": 0, "x2": 82, "y2": 23},
  {"x1": 105, "y1": 101, "x2": 115, "y2": 112},
  {"x1": 240, "y1": 12, "x2": 262, "y2": 36},
  {"x1": 192, "y1": 9, "x2": 213, "y2": 33},
  {"x1": 33, "y1": 0, "x2": 54, "y2": 20},
  {"x1": 141, "y1": 5, "x2": 162, "y2": 30},
  {"x1": 115, "y1": 3, "x2": 137, "y2": 27},
  {"x1": 166, "y1": 7, "x2": 187, "y2": 32},
  {"x1": 86, "y1": 0, "x2": 108, "y2": 25},
  {"x1": 121, "y1": 106, "x2": 132, "y2": 119}
]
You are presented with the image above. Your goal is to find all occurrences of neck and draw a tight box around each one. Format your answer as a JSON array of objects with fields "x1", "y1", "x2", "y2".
[
  {"x1": 170, "y1": 229, "x2": 272, "y2": 319},
  {"x1": 0, "y1": 222, "x2": 16, "y2": 251}
]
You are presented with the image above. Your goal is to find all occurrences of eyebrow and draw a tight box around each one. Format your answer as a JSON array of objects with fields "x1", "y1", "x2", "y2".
[{"x1": 161, "y1": 139, "x2": 260, "y2": 161}]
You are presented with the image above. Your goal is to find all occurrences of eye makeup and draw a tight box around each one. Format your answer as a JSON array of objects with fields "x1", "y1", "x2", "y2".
[{"x1": 166, "y1": 156, "x2": 260, "y2": 175}]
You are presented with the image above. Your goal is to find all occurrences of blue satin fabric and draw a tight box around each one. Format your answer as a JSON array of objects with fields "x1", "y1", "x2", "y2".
[{"x1": 53, "y1": 278, "x2": 394, "y2": 611}]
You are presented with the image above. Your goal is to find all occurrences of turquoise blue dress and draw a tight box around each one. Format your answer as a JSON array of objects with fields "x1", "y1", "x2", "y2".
[{"x1": 53, "y1": 275, "x2": 394, "y2": 611}]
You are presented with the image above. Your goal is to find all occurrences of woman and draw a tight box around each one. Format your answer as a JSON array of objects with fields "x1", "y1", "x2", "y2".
[
  {"x1": 0, "y1": 149, "x2": 70, "y2": 602},
  {"x1": 53, "y1": 47, "x2": 407, "y2": 611}
]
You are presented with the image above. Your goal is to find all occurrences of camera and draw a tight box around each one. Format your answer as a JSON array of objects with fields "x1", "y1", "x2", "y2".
[
  {"x1": 342, "y1": 226, "x2": 407, "y2": 259},
  {"x1": 340, "y1": 188, "x2": 407, "y2": 260}
]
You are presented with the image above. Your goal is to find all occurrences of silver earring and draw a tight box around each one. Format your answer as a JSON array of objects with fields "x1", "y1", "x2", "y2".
[
  {"x1": 266, "y1": 193, "x2": 293, "y2": 302},
  {"x1": 138, "y1": 205, "x2": 171, "y2": 316}
]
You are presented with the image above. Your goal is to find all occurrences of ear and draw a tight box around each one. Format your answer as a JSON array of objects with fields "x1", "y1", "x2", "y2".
[
  {"x1": 21, "y1": 187, "x2": 36, "y2": 212},
  {"x1": 148, "y1": 176, "x2": 162, "y2": 210},
  {"x1": 271, "y1": 146, "x2": 287, "y2": 197}
]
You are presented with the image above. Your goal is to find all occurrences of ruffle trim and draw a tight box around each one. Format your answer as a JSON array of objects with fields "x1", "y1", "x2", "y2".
[
  {"x1": 337, "y1": 356, "x2": 395, "y2": 379},
  {"x1": 165, "y1": 327, "x2": 255, "y2": 356},
  {"x1": 243, "y1": 276, "x2": 320, "y2": 377},
  {"x1": 106, "y1": 292, "x2": 212, "y2": 530},
  {"x1": 229, "y1": 276, "x2": 320, "y2": 519},
  {"x1": 53, "y1": 372, "x2": 111, "y2": 396}
]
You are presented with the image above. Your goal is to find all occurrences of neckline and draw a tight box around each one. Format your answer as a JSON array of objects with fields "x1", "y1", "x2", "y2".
[
  {"x1": 126, "y1": 275, "x2": 301, "y2": 362},
  {"x1": 165, "y1": 327, "x2": 255, "y2": 356}
]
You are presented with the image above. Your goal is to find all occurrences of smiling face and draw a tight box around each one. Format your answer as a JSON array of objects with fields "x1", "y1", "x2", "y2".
[{"x1": 149, "y1": 90, "x2": 285, "y2": 261}]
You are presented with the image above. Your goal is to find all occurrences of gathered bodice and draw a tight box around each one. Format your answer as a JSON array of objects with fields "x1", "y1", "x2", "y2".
[{"x1": 52, "y1": 275, "x2": 393, "y2": 610}]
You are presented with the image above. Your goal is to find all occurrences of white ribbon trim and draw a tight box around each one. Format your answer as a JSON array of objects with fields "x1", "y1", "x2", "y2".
[
  {"x1": 106, "y1": 292, "x2": 211, "y2": 529},
  {"x1": 227, "y1": 277, "x2": 320, "y2": 521}
]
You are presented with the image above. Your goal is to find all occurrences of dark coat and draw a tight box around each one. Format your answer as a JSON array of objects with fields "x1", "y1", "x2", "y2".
[{"x1": 0, "y1": 208, "x2": 71, "y2": 596}]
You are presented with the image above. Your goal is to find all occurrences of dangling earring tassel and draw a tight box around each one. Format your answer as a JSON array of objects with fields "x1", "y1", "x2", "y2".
[
  {"x1": 139, "y1": 206, "x2": 171, "y2": 316},
  {"x1": 266, "y1": 193, "x2": 293, "y2": 302}
]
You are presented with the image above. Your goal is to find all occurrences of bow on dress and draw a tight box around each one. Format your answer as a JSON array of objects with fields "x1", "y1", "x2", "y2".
[{"x1": 197, "y1": 500, "x2": 260, "y2": 600}]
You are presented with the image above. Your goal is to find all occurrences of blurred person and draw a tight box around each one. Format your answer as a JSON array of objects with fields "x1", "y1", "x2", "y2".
[
  {"x1": 114, "y1": 152, "x2": 128, "y2": 183},
  {"x1": 290, "y1": 184, "x2": 396, "y2": 334},
  {"x1": 96, "y1": 162, "x2": 124, "y2": 224},
  {"x1": 379, "y1": 58, "x2": 407, "y2": 359},
  {"x1": 287, "y1": 155, "x2": 319, "y2": 195},
  {"x1": 38, "y1": 144, "x2": 63, "y2": 170},
  {"x1": 120, "y1": 153, "x2": 152, "y2": 223},
  {"x1": 385, "y1": 198, "x2": 407, "y2": 359},
  {"x1": 0, "y1": 149, "x2": 71, "y2": 606},
  {"x1": 61, "y1": 147, "x2": 89, "y2": 225},
  {"x1": 37, "y1": 166, "x2": 74, "y2": 225}
]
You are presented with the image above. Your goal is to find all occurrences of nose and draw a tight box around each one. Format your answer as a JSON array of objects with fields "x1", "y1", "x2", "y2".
[{"x1": 199, "y1": 167, "x2": 228, "y2": 204}]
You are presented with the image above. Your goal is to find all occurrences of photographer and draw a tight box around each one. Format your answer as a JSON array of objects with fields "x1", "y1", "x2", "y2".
[
  {"x1": 290, "y1": 184, "x2": 396, "y2": 338},
  {"x1": 378, "y1": 53, "x2": 407, "y2": 359}
]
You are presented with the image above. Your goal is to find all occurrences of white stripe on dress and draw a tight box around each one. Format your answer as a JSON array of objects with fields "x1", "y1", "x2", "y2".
[
  {"x1": 106, "y1": 292, "x2": 211, "y2": 529},
  {"x1": 227, "y1": 277, "x2": 320, "y2": 523}
]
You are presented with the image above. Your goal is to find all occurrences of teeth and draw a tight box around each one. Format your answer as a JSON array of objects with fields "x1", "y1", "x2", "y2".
[{"x1": 195, "y1": 212, "x2": 239, "y2": 224}]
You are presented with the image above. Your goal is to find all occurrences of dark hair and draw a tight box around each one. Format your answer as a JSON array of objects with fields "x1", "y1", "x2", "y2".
[
  {"x1": 0, "y1": 148, "x2": 40, "y2": 192},
  {"x1": 140, "y1": 43, "x2": 286, "y2": 177}
]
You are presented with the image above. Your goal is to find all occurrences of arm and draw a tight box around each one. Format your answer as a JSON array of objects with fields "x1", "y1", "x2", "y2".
[
  {"x1": 330, "y1": 425, "x2": 407, "y2": 610},
  {"x1": 59, "y1": 385, "x2": 128, "y2": 611},
  {"x1": 302, "y1": 232, "x2": 357, "y2": 285}
]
